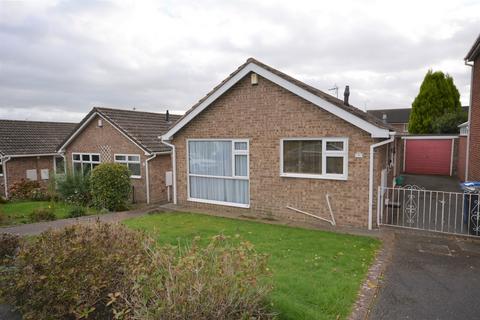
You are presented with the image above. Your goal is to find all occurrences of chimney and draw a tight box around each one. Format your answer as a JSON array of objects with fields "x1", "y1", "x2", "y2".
[
  {"x1": 165, "y1": 110, "x2": 170, "y2": 122},
  {"x1": 343, "y1": 85, "x2": 350, "y2": 106}
]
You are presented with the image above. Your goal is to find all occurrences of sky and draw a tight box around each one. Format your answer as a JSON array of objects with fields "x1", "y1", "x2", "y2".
[{"x1": 0, "y1": 0, "x2": 479, "y2": 123}]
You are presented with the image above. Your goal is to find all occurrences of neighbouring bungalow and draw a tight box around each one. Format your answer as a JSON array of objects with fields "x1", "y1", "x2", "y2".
[
  {"x1": 57, "y1": 107, "x2": 181, "y2": 204},
  {"x1": 0, "y1": 120, "x2": 76, "y2": 198},
  {"x1": 368, "y1": 107, "x2": 469, "y2": 133},
  {"x1": 160, "y1": 58, "x2": 397, "y2": 229}
]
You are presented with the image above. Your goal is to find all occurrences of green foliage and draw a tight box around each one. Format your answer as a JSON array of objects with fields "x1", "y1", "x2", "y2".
[
  {"x1": 0, "y1": 233, "x2": 20, "y2": 261},
  {"x1": 125, "y1": 212, "x2": 380, "y2": 320},
  {"x1": 0, "y1": 222, "x2": 273, "y2": 320},
  {"x1": 67, "y1": 205, "x2": 87, "y2": 218},
  {"x1": 28, "y1": 207, "x2": 56, "y2": 222},
  {"x1": 57, "y1": 173, "x2": 92, "y2": 206},
  {"x1": 0, "y1": 197, "x2": 8, "y2": 204},
  {"x1": 409, "y1": 70, "x2": 462, "y2": 134},
  {"x1": 126, "y1": 235, "x2": 274, "y2": 320},
  {"x1": 90, "y1": 163, "x2": 131, "y2": 211},
  {"x1": 8, "y1": 179, "x2": 48, "y2": 201},
  {"x1": 432, "y1": 111, "x2": 468, "y2": 134},
  {"x1": 0, "y1": 223, "x2": 148, "y2": 320}
]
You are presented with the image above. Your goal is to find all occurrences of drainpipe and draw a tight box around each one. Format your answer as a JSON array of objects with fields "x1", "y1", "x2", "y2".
[
  {"x1": 368, "y1": 136, "x2": 395, "y2": 230},
  {"x1": 465, "y1": 59, "x2": 474, "y2": 181},
  {"x1": 2, "y1": 156, "x2": 11, "y2": 199},
  {"x1": 145, "y1": 153, "x2": 157, "y2": 204},
  {"x1": 160, "y1": 139, "x2": 177, "y2": 204}
]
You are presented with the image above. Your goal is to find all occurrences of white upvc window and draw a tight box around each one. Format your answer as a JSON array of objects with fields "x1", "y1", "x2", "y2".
[
  {"x1": 280, "y1": 138, "x2": 348, "y2": 180},
  {"x1": 114, "y1": 154, "x2": 141, "y2": 178},
  {"x1": 187, "y1": 139, "x2": 249, "y2": 208},
  {"x1": 72, "y1": 153, "x2": 101, "y2": 176}
]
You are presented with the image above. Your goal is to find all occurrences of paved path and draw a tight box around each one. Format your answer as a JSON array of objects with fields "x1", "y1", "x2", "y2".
[
  {"x1": 402, "y1": 174, "x2": 462, "y2": 192},
  {"x1": 0, "y1": 206, "x2": 159, "y2": 236},
  {"x1": 369, "y1": 232, "x2": 480, "y2": 320}
]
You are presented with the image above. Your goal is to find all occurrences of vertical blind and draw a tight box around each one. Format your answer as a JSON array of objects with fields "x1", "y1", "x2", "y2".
[{"x1": 188, "y1": 140, "x2": 249, "y2": 205}]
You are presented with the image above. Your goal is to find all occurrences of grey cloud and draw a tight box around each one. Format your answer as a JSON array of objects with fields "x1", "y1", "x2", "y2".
[{"x1": 0, "y1": 0, "x2": 478, "y2": 121}]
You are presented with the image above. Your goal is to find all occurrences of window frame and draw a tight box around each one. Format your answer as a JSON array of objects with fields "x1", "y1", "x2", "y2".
[
  {"x1": 114, "y1": 154, "x2": 142, "y2": 179},
  {"x1": 71, "y1": 152, "x2": 101, "y2": 176},
  {"x1": 0, "y1": 159, "x2": 3, "y2": 177},
  {"x1": 186, "y1": 138, "x2": 250, "y2": 208},
  {"x1": 54, "y1": 155, "x2": 66, "y2": 175},
  {"x1": 280, "y1": 137, "x2": 349, "y2": 181}
]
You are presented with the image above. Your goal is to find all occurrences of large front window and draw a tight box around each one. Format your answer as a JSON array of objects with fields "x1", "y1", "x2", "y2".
[
  {"x1": 114, "y1": 154, "x2": 141, "y2": 178},
  {"x1": 188, "y1": 139, "x2": 249, "y2": 207},
  {"x1": 72, "y1": 153, "x2": 100, "y2": 176},
  {"x1": 281, "y1": 138, "x2": 348, "y2": 180}
]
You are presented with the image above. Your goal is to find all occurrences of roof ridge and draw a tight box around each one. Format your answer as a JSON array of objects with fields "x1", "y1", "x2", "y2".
[
  {"x1": 94, "y1": 106, "x2": 182, "y2": 116},
  {"x1": 0, "y1": 119, "x2": 77, "y2": 125}
]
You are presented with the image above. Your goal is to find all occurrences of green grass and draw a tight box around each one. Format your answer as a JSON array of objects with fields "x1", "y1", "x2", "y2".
[
  {"x1": 124, "y1": 212, "x2": 380, "y2": 320},
  {"x1": 0, "y1": 201, "x2": 97, "y2": 226}
]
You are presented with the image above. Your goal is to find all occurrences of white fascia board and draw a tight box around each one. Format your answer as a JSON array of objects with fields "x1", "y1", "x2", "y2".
[
  {"x1": 58, "y1": 112, "x2": 150, "y2": 155},
  {"x1": 8, "y1": 153, "x2": 59, "y2": 158},
  {"x1": 162, "y1": 62, "x2": 390, "y2": 140}
]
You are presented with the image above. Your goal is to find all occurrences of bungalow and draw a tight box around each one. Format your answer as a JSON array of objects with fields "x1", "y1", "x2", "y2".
[
  {"x1": 0, "y1": 120, "x2": 76, "y2": 198},
  {"x1": 57, "y1": 107, "x2": 181, "y2": 204},
  {"x1": 161, "y1": 58, "x2": 396, "y2": 229}
]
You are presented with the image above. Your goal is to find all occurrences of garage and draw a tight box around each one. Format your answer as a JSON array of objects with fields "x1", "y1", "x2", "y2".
[{"x1": 403, "y1": 136, "x2": 456, "y2": 176}]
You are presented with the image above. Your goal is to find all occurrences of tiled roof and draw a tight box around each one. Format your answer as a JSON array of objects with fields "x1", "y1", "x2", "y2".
[
  {"x1": 0, "y1": 120, "x2": 76, "y2": 156},
  {"x1": 173, "y1": 58, "x2": 394, "y2": 133},
  {"x1": 368, "y1": 106, "x2": 469, "y2": 124},
  {"x1": 59, "y1": 107, "x2": 181, "y2": 153}
]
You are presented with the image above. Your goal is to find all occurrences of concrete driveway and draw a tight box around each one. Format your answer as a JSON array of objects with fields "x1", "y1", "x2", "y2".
[
  {"x1": 401, "y1": 174, "x2": 462, "y2": 192},
  {"x1": 369, "y1": 232, "x2": 480, "y2": 320}
]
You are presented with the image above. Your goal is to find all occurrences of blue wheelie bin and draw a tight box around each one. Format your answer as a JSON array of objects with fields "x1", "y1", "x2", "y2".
[{"x1": 461, "y1": 182, "x2": 480, "y2": 235}]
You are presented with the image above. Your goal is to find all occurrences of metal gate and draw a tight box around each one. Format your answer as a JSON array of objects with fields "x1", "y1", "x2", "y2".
[{"x1": 378, "y1": 185, "x2": 480, "y2": 237}]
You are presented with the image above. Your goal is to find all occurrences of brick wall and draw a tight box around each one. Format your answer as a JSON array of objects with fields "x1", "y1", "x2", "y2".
[
  {"x1": 1, "y1": 156, "x2": 55, "y2": 197},
  {"x1": 468, "y1": 56, "x2": 480, "y2": 181},
  {"x1": 148, "y1": 155, "x2": 172, "y2": 203},
  {"x1": 458, "y1": 136, "x2": 467, "y2": 181},
  {"x1": 171, "y1": 73, "x2": 388, "y2": 228},
  {"x1": 64, "y1": 114, "x2": 170, "y2": 203}
]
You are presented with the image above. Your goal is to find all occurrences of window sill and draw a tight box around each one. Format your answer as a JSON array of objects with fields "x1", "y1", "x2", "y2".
[
  {"x1": 280, "y1": 173, "x2": 347, "y2": 181},
  {"x1": 188, "y1": 197, "x2": 250, "y2": 208},
  {"x1": 130, "y1": 175, "x2": 142, "y2": 179}
]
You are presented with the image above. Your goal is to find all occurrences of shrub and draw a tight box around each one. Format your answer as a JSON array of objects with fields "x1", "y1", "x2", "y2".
[
  {"x1": 28, "y1": 207, "x2": 56, "y2": 222},
  {"x1": 8, "y1": 179, "x2": 48, "y2": 201},
  {"x1": 0, "y1": 196, "x2": 7, "y2": 204},
  {"x1": 0, "y1": 233, "x2": 20, "y2": 262},
  {"x1": 57, "y1": 173, "x2": 92, "y2": 206},
  {"x1": 67, "y1": 206, "x2": 87, "y2": 218},
  {"x1": 0, "y1": 223, "x2": 148, "y2": 320},
  {"x1": 90, "y1": 164, "x2": 131, "y2": 211},
  {"x1": 124, "y1": 235, "x2": 274, "y2": 320}
]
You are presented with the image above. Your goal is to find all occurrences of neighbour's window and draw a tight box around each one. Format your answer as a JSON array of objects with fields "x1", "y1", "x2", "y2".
[
  {"x1": 55, "y1": 156, "x2": 65, "y2": 175},
  {"x1": 0, "y1": 159, "x2": 3, "y2": 176},
  {"x1": 72, "y1": 153, "x2": 100, "y2": 176},
  {"x1": 188, "y1": 139, "x2": 249, "y2": 207},
  {"x1": 114, "y1": 154, "x2": 141, "y2": 178},
  {"x1": 281, "y1": 138, "x2": 348, "y2": 180}
]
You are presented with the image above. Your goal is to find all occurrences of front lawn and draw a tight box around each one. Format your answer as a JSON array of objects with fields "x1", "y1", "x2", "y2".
[
  {"x1": 0, "y1": 201, "x2": 97, "y2": 226},
  {"x1": 124, "y1": 212, "x2": 380, "y2": 320}
]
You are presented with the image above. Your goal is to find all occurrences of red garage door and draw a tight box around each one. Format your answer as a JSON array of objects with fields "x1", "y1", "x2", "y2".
[{"x1": 404, "y1": 139, "x2": 452, "y2": 175}]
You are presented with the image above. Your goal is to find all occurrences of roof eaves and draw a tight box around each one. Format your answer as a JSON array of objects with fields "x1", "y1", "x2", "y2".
[{"x1": 465, "y1": 34, "x2": 480, "y2": 62}]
